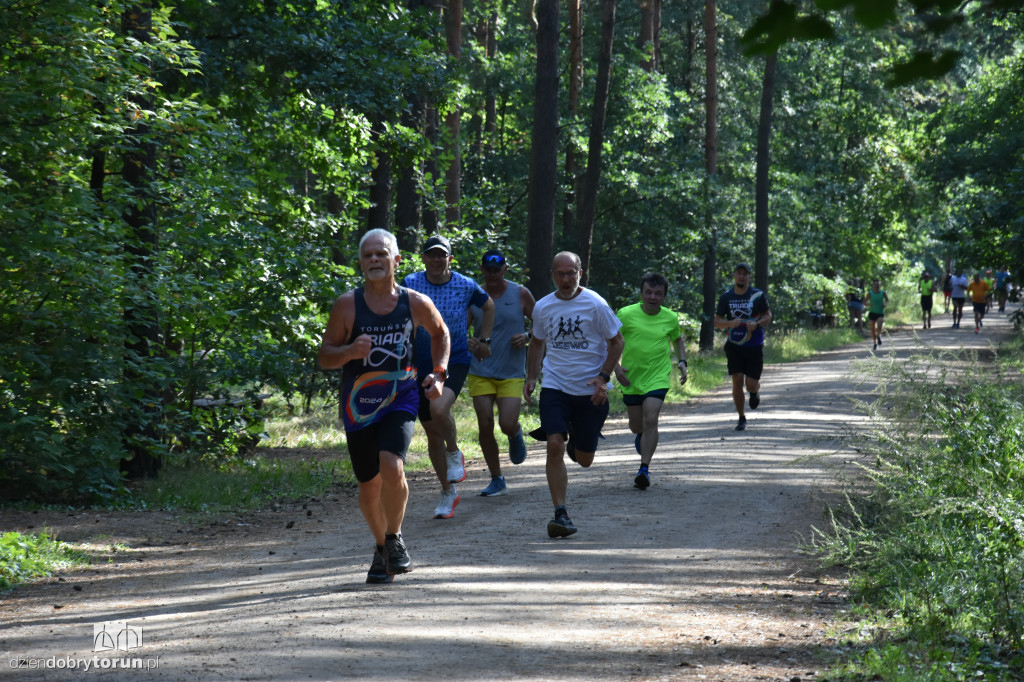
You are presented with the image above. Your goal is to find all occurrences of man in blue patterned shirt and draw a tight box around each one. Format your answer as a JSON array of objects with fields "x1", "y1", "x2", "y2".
[{"x1": 403, "y1": 235, "x2": 495, "y2": 519}]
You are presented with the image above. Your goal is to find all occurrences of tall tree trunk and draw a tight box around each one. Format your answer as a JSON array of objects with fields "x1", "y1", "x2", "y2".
[
  {"x1": 120, "y1": 3, "x2": 162, "y2": 479},
  {"x1": 399, "y1": 0, "x2": 441, "y2": 239},
  {"x1": 484, "y1": 7, "x2": 498, "y2": 141},
  {"x1": 653, "y1": 0, "x2": 662, "y2": 70},
  {"x1": 562, "y1": 0, "x2": 583, "y2": 238},
  {"x1": 423, "y1": 103, "x2": 440, "y2": 234},
  {"x1": 754, "y1": 47, "x2": 778, "y2": 293},
  {"x1": 443, "y1": 0, "x2": 462, "y2": 228},
  {"x1": 638, "y1": 0, "x2": 654, "y2": 71},
  {"x1": 575, "y1": 0, "x2": 617, "y2": 287},
  {"x1": 366, "y1": 122, "x2": 393, "y2": 232},
  {"x1": 525, "y1": 0, "x2": 559, "y2": 298},
  {"x1": 698, "y1": 0, "x2": 718, "y2": 352},
  {"x1": 472, "y1": 5, "x2": 499, "y2": 155}
]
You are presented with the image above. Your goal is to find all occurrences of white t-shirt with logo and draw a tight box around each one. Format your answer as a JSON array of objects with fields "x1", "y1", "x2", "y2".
[{"x1": 532, "y1": 288, "x2": 623, "y2": 396}]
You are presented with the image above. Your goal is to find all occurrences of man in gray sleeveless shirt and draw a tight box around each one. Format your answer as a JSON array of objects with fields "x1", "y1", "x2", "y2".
[{"x1": 468, "y1": 249, "x2": 536, "y2": 497}]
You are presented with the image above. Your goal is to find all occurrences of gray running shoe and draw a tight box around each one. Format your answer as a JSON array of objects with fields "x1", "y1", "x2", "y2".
[
  {"x1": 547, "y1": 507, "x2": 577, "y2": 538},
  {"x1": 446, "y1": 450, "x2": 466, "y2": 483}
]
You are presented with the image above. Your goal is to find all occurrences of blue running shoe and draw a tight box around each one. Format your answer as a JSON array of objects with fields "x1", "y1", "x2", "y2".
[
  {"x1": 509, "y1": 429, "x2": 527, "y2": 465},
  {"x1": 634, "y1": 467, "x2": 650, "y2": 490},
  {"x1": 479, "y1": 476, "x2": 507, "y2": 497},
  {"x1": 634, "y1": 432, "x2": 643, "y2": 455}
]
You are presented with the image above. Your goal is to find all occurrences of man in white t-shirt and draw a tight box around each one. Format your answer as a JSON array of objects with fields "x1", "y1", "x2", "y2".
[{"x1": 524, "y1": 252, "x2": 624, "y2": 538}]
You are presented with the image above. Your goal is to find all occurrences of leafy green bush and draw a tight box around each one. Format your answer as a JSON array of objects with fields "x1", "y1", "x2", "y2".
[
  {"x1": 818, "y1": 345, "x2": 1024, "y2": 680},
  {"x1": 0, "y1": 531, "x2": 88, "y2": 592}
]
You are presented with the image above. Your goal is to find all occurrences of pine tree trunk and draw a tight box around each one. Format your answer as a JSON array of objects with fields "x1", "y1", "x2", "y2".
[
  {"x1": 525, "y1": 0, "x2": 560, "y2": 298},
  {"x1": 698, "y1": 0, "x2": 718, "y2": 352},
  {"x1": 575, "y1": 0, "x2": 617, "y2": 287},
  {"x1": 120, "y1": 3, "x2": 162, "y2": 479},
  {"x1": 444, "y1": 0, "x2": 462, "y2": 228},
  {"x1": 755, "y1": 47, "x2": 778, "y2": 293}
]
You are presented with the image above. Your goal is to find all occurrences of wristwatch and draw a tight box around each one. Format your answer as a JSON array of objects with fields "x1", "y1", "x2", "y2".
[
  {"x1": 598, "y1": 371, "x2": 611, "y2": 383},
  {"x1": 478, "y1": 337, "x2": 491, "y2": 344},
  {"x1": 433, "y1": 366, "x2": 448, "y2": 381}
]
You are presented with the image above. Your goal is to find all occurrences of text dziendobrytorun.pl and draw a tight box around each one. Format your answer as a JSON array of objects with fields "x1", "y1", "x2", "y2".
[{"x1": 8, "y1": 655, "x2": 161, "y2": 672}]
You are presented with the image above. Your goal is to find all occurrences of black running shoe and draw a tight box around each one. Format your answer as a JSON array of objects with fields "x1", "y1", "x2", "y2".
[
  {"x1": 547, "y1": 508, "x2": 577, "y2": 538},
  {"x1": 528, "y1": 427, "x2": 547, "y2": 441},
  {"x1": 634, "y1": 467, "x2": 650, "y2": 490},
  {"x1": 366, "y1": 546, "x2": 394, "y2": 584},
  {"x1": 749, "y1": 392, "x2": 760, "y2": 410},
  {"x1": 735, "y1": 416, "x2": 747, "y2": 431},
  {"x1": 566, "y1": 435, "x2": 577, "y2": 462},
  {"x1": 384, "y1": 532, "x2": 411, "y2": 574}
]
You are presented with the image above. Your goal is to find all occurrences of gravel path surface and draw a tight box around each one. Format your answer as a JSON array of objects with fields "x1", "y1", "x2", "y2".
[{"x1": 2, "y1": 304, "x2": 1016, "y2": 681}]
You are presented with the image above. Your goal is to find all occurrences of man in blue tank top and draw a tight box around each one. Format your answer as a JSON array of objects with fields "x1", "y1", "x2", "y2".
[
  {"x1": 467, "y1": 249, "x2": 536, "y2": 497},
  {"x1": 319, "y1": 229, "x2": 450, "y2": 584}
]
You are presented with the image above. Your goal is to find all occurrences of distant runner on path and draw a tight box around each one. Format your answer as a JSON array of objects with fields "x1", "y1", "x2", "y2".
[
  {"x1": 942, "y1": 269, "x2": 953, "y2": 313},
  {"x1": 864, "y1": 279, "x2": 889, "y2": 351},
  {"x1": 967, "y1": 273, "x2": 990, "y2": 334},
  {"x1": 614, "y1": 272, "x2": 687, "y2": 491},
  {"x1": 918, "y1": 271, "x2": 935, "y2": 330},
  {"x1": 950, "y1": 268, "x2": 970, "y2": 329},
  {"x1": 525, "y1": 251, "x2": 624, "y2": 538},
  {"x1": 996, "y1": 265, "x2": 1011, "y2": 313},
  {"x1": 714, "y1": 262, "x2": 772, "y2": 432},
  {"x1": 318, "y1": 229, "x2": 450, "y2": 584}
]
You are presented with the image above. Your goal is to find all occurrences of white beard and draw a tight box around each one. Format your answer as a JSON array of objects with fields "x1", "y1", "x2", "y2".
[{"x1": 364, "y1": 268, "x2": 387, "y2": 282}]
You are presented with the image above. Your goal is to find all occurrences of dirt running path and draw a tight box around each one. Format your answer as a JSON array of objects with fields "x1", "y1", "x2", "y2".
[{"x1": 2, "y1": 305, "x2": 1017, "y2": 681}]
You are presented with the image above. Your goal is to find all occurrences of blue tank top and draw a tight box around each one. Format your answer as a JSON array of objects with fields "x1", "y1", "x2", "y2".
[{"x1": 341, "y1": 287, "x2": 418, "y2": 431}]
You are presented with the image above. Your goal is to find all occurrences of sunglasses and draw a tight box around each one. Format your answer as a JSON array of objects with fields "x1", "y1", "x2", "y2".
[{"x1": 483, "y1": 255, "x2": 505, "y2": 266}]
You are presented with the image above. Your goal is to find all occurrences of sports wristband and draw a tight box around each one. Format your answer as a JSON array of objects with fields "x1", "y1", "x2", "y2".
[{"x1": 433, "y1": 367, "x2": 448, "y2": 381}]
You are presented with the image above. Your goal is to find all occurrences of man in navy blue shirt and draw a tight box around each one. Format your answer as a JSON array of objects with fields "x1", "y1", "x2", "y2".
[{"x1": 714, "y1": 263, "x2": 772, "y2": 432}]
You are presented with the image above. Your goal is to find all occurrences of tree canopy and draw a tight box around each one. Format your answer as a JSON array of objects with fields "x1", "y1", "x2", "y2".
[{"x1": 2, "y1": 0, "x2": 1021, "y2": 501}]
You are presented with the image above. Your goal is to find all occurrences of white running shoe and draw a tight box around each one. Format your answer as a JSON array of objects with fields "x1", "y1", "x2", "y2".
[
  {"x1": 433, "y1": 486, "x2": 460, "y2": 519},
  {"x1": 446, "y1": 450, "x2": 466, "y2": 483}
]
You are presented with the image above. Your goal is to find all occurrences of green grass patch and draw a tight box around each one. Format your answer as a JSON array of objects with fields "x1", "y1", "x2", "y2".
[
  {"x1": 814, "y1": 335, "x2": 1024, "y2": 680},
  {"x1": 0, "y1": 530, "x2": 89, "y2": 591},
  {"x1": 132, "y1": 455, "x2": 355, "y2": 514}
]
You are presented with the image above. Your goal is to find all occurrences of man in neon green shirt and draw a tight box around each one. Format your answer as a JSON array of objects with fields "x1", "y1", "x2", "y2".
[
  {"x1": 614, "y1": 273, "x2": 687, "y2": 490},
  {"x1": 917, "y1": 271, "x2": 935, "y2": 330}
]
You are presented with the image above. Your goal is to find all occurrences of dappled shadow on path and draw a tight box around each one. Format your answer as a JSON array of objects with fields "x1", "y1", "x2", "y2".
[{"x1": 2, "y1": 304, "x2": 1016, "y2": 681}]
